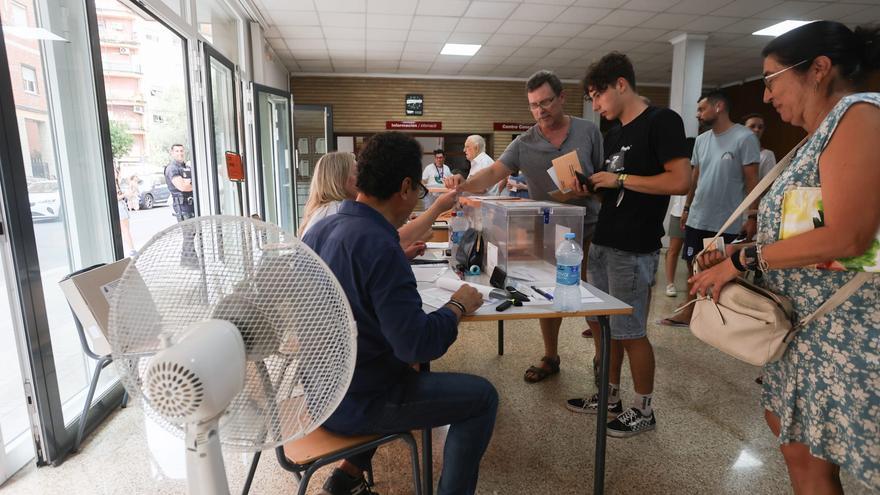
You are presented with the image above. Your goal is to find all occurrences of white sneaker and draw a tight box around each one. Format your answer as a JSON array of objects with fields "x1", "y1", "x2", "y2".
[{"x1": 665, "y1": 283, "x2": 676, "y2": 297}]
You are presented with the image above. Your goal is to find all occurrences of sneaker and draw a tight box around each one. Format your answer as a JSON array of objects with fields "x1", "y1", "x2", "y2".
[
  {"x1": 566, "y1": 393, "x2": 623, "y2": 415},
  {"x1": 607, "y1": 407, "x2": 656, "y2": 438},
  {"x1": 665, "y1": 283, "x2": 677, "y2": 297},
  {"x1": 322, "y1": 468, "x2": 379, "y2": 495}
]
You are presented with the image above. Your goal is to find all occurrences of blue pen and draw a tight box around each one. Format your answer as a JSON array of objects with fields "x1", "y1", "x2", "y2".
[{"x1": 531, "y1": 286, "x2": 553, "y2": 301}]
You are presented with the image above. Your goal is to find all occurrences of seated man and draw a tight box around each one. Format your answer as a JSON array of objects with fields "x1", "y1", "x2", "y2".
[{"x1": 303, "y1": 131, "x2": 498, "y2": 495}]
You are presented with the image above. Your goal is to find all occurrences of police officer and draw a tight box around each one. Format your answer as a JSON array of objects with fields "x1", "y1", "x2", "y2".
[
  {"x1": 165, "y1": 143, "x2": 194, "y2": 220},
  {"x1": 164, "y1": 144, "x2": 197, "y2": 266}
]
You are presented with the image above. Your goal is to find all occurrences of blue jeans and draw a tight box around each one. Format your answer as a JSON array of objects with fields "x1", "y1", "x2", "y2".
[{"x1": 325, "y1": 371, "x2": 498, "y2": 495}]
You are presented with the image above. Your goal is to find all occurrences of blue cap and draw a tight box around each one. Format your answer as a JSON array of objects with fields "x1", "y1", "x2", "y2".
[
  {"x1": 456, "y1": 211, "x2": 463, "y2": 216},
  {"x1": 564, "y1": 233, "x2": 576, "y2": 240}
]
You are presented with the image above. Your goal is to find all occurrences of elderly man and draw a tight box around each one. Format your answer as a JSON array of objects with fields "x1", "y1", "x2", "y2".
[
  {"x1": 446, "y1": 70, "x2": 603, "y2": 384},
  {"x1": 463, "y1": 135, "x2": 504, "y2": 195}
]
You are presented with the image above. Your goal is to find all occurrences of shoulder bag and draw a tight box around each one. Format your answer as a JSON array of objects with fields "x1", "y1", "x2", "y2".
[{"x1": 685, "y1": 137, "x2": 872, "y2": 366}]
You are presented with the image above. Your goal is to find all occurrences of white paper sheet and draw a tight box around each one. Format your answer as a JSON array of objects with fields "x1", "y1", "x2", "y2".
[
  {"x1": 435, "y1": 277, "x2": 496, "y2": 299},
  {"x1": 486, "y1": 242, "x2": 498, "y2": 277},
  {"x1": 411, "y1": 265, "x2": 448, "y2": 282},
  {"x1": 519, "y1": 285, "x2": 603, "y2": 306},
  {"x1": 547, "y1": 167, "x2": 562, "y2": 189},
  {"x1": 426, "y1": 241, "x2": 448, "y2": 249}
]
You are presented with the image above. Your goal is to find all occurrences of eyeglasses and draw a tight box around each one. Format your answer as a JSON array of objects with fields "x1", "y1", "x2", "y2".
[
  {"x1": 583, "y1": 88, "x2": 606, "y2": 103},
  {"x1": 415, "y1": 181, "x2": 429, "y2": 199},
  {"x1": 763, "y1": 59, "x2": 810, "y2": 91},
  {"x1": 528, "y1": 95, "x2": 557, "y2": 111}
]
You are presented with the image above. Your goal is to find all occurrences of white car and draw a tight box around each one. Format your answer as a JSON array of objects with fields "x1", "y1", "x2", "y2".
[{"x1": 28, "y1": 179, "x2": 62, "y2": 221}]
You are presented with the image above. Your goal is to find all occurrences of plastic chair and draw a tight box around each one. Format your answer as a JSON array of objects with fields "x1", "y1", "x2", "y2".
[
  {"x1": 61, "y1": 263, "x2": 129, "y2": 452},
  {"x1": 241, "y1": 427, "x2": 422, "y2": 495}
]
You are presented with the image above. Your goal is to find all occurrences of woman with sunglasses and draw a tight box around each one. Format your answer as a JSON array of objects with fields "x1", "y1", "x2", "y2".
[{"x1": 691, "y1": 21, "x2": 880, "y2": 492}]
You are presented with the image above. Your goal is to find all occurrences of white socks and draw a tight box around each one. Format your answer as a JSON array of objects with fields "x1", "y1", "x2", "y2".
[
  {"x1": 609, "y1": 383, "x2": 620, "y2": 404},
  {"x1": 634, "y1": 393, "x2": 653, "y2": 416}
]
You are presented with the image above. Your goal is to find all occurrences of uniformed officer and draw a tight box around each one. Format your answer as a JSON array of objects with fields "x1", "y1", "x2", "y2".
[{"x1": 164, "y1": 144, "x2": 197, "y2": 266}]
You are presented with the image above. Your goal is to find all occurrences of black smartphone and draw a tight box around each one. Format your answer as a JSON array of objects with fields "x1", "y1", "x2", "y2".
[{"x1": 575, "y1": 170, "x2": 596, "y2": 193}]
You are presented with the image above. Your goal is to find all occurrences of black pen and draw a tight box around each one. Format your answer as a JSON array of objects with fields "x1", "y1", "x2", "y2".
[{"x1": 531, "y1": 286, "x2": 553, "y2": 301}]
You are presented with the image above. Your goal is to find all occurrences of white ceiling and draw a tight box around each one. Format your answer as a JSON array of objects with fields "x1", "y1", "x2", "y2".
[{"x1": 255, "y1": 0, "x2": 880, "y2": 86}]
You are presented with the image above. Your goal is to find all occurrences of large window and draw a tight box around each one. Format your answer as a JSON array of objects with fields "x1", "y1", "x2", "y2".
[
  {"x1": 2, "y1": 0, "x2": 116, "y2": 435},
  {"x1": 96, "y1": 0, "x2": 194, "y2": 254}
]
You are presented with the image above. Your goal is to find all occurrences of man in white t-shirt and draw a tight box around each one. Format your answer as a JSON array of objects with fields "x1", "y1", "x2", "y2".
[
  {"x1": 464, "y1": 135, "x2": 504, "y2": 195},
  {"x1": 422, "y1": 149, "x2": 452, "y2": 186}
]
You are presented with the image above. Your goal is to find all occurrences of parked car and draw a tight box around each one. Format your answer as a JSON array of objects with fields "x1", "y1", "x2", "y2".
[
  {"x1": 121, "y1": 173, "x2": 170, "y2": 209},
  {"x1": 27, "y1": 179, "x2": 62, "y2": 221}
]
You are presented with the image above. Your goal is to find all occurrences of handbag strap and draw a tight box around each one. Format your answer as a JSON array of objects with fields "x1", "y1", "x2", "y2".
[
  {"x1": 697, "y1": 136, "x2": 809, "y2": 257},
  {"x1": 795, "y1": 272, "x2": 872, "y2": 329}
]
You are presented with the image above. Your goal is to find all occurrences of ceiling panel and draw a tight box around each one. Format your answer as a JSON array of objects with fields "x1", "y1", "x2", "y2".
[{"x1": 256, "y1": 0, "x2": 865, "y2": 84}]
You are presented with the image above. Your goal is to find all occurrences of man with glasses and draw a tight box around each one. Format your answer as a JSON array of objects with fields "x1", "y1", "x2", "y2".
[
  {"x1": 445, "y1": 70, "x2": 603, "y2": 385},
  {"x1": 422, "y1": 149, "x2": 452, "y2": 208},
  {"x1": 303, "y1": 131, "x2": 497, "y2": 495},
  {"x1": 659, "y1": 90, "x2": 761, "y2": 328}
]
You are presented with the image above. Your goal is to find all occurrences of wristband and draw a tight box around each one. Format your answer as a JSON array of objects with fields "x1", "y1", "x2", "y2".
[
  {"x1": 446, "y1": 299, "x2": 466, "y2": 314},
  {"x1": 730, "y1": 249, "x2": 746, "y2": 272},
  {"x1": 617, "y1": 173, "x2": 628, "y2": 189}
]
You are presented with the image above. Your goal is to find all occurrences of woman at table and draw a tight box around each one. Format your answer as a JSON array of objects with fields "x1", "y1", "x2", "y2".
[
  {"x1": 690, "y1": 21, "x2": 880, "y2": 492},
  {"x1": 299, "y1": 150, "x2": 459, "y2": 258}
]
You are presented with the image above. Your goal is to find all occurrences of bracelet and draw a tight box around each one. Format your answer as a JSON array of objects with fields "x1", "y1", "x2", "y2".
[
  {"x1": 446, "y1": 299, "x2": 466, "y2": 315},
  {"x1": 730, "y1": 249, "x2": 746, "y2": 272},
  {"x1": 617, "y1": 173, "x2": 628, "y2": 189},
  {"x1": 756, "y1": 243, "x2": 770, "y2": 272},
  {"x1": 741, "y1": 246, "x2": 760, "y2": 272},
  {"x1": 747, "y1": 214, "x2": 757, "y2": 220}
]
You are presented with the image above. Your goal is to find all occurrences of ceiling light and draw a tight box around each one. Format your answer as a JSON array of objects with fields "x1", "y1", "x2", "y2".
[
  {"x1": 752, "y1": 20, "x2": 812, "y2": 37},
  {"x1": 441, "y1": 43, "x2": 481, "y2": 56}
]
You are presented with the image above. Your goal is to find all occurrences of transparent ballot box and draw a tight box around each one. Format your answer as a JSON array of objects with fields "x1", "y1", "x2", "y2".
[
  {"x1": 481, "y1": 200, "x2": 585, "y2": 282},
  {"x1": 459, "y1": 195, "x2": 525, "y2": 231}
]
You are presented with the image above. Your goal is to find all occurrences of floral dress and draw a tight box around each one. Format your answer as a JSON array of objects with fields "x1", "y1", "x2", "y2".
[{"x1": 758, "y1": 92, "x2": 880, "y2": 489}]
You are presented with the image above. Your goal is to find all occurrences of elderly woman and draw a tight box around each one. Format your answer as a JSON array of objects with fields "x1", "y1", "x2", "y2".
[
  {"x1": 691, "y1": 21, "x2": 879, "y2": 492},
  {"x1": 299, "y1": 150, "x2": 458, "y2": 257}
]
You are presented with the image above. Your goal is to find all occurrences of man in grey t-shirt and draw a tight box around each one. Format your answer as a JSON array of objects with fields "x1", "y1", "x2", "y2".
[
  {"x1": 660, "y1": 91, "x2": 760, "y2": 327},
  {"x1": 445, "y1": 70, "x2": 603, "y2": 384}
]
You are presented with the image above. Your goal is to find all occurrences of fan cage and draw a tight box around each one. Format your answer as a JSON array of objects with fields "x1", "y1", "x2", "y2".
[{"x1": 107, "y1": 215, "x2": 357, "y2": 452}]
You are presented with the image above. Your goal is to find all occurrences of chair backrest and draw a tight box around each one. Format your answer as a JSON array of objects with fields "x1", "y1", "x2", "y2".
[{"x1": 61, "y1": 263, "x2": 108, "y2": 360}]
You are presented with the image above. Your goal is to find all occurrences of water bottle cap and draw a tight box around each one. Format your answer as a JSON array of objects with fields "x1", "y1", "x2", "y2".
[
  {"x1": 564, "y1": 233, "x2": 576, "y2": 240},
  {"x1": 456, "y1": 211, "x2": 463, "y2": 217}
]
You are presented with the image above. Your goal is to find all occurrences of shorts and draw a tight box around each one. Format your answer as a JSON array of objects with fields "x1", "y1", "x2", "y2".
[
  {"x1": 683, "y1": 226, "x2": 737, "y2": 262},
  {"x1": 117, "y1": 199, "x2": 129, "y2": 221},
  {"x1": 587, "y1": 243, "x2": 659, "y2": 340},
  {"x1": 667, "y1": 215, "x2": 684, "y2": 239}
]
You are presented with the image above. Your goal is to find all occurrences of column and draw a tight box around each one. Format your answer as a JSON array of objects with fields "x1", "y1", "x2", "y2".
[{"x1": 668, "y1": 33, "x2": 707, "y2": 138}]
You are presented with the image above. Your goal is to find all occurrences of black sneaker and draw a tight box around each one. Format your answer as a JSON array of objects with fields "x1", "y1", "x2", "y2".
[
  {"x1": 322, "y1": 468, "x2": 379, "y2": 495},
  {"x1": 566, "y1": 393, "x2": 623, "y2": 415},
  {"x1": 607, "y1": 407, "x2": 656, "y2": 438}
]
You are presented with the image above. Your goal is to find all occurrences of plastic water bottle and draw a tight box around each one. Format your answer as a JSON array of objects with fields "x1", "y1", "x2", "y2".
[
  {"x1": 449, "y1": 211, "x2": 469, "y2": 266},
  {"x1": 554, "y1": 232, "x2": 583, "y2": 311}
]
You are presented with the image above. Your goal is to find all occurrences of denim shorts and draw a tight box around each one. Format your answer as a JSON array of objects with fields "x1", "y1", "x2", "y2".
[{"x1": 587, "y1": 243, "x2": 659, "y2": 340}]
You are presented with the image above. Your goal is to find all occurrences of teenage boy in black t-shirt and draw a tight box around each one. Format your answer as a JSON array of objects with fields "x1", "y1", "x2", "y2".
[{"x1": 565, "y1": 53, "x2": 691, "y2": 437}]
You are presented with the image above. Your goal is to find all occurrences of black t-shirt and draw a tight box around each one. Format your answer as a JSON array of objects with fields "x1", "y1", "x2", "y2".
[
  {"x1": 164, "y1": 160, "x2": 192, "y2": 197},
  {"x1": 593, "y1": 106, "x2": 688, "y2": 253}
]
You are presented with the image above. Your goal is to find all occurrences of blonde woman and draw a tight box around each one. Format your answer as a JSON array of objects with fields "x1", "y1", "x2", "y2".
[
  {"x1": 300, "y1": 150, "x2": 458, "y2": 258},
  {"x1": 299, "y1": 151, "x2": 358, "y2": 237}
]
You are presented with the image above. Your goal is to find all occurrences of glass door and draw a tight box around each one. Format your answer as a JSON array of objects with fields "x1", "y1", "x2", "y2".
[
  {"x1": 253, "y1": 83, "x2": 294, "y2": 233},
  {"x1": 292, "y1": 104, "x2": 332, "y2": 231},
  {"x1": 203, "y1": 44, "x2": 241, "y2": 216},
  {"x1": 0, "y1": 0, "x2": 123, "y2": 465},
  {"x1": 0, "y1": 195, "x2": 35, "y2": 483}
]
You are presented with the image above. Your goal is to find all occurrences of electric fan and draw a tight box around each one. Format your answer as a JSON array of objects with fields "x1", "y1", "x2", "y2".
[{"x1": 107, "y1": 215, "x2": 357, "y2": 494}]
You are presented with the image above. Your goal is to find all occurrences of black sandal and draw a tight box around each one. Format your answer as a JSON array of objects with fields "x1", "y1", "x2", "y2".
[{"x1": 524, "y1": 355, "x2": 561, "y2": 383}]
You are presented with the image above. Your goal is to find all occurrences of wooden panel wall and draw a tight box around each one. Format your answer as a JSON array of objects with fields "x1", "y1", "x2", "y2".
[{"x1": 290, "y1": 76, "x2": 670, "y2": 158}]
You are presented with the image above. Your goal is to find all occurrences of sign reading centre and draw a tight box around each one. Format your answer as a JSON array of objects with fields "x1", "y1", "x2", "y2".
[
  {"x1": 386, "y1": 121, "x2": 442, "y2": 130},
  {"x1": 494, "y1": 122, "x2": 533, "y2": 131}
]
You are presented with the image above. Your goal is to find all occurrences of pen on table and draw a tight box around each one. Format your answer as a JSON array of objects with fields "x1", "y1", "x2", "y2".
[{"x1": 531, "y1": 286, "x2": 553, "y2": 301}]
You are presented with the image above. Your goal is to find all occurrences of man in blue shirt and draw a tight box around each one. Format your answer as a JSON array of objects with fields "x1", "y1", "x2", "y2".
[{"x1": 303, "y1": 131, "x2": 497, "y2": 495}]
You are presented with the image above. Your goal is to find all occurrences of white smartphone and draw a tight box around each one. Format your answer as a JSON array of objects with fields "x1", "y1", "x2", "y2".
[{"x1": 702, "y1": 237, "x2": 725, "y2": 252}]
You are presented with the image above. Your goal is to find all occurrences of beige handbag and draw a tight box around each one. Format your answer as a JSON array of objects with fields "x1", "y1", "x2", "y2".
[{"x1": 685, "y1": 138, "x2": 872, "y2": 366}]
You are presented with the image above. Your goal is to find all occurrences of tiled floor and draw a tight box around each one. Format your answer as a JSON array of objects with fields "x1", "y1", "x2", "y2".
[{"x1": 2, "y1": 254, "x2": 875, "y2": 494}]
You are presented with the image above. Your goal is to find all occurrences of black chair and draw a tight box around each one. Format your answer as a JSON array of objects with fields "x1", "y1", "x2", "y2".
[{"x1": 61, "y1": 263, "x2": 128, "y2": 452}]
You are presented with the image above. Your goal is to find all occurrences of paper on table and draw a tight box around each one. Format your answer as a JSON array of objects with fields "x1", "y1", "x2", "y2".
[
  {"x1": 486, "y1": 242, "x2": 498, "y2": 277},
  {"x1": 426, "y1": 241, "x2": 448, "y2": 249},
  {"x1": 419, "y1": 287, "x2": 493, "y2": 309},
  {"x1": 525, "y1": 285, "x2": 603, "y2": 304},
  {"x1": 435, "y1": 277, "x2": 496, "y2": 299},
  {"x1": 411, "y1": 265, "x2": 448, "y2": 282}
]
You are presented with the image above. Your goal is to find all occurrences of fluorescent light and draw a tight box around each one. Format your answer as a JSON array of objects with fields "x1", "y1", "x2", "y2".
[
  {"x1": 441, "y1": 43, "x2": 481, "y2": 56},
  {"x1": 753, "y1": 20, "x2": 813, "y2": 37}
]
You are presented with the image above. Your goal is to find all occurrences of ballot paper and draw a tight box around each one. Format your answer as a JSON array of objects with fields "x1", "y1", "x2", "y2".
[
  {"x1": 411, "y1": 265, "x2": 448, "y2": 283},
  {"x1": 520, "y1": 285, "x2": 603, "y2": 306},
  {"x1": 426, "y1": 242, "x2": 448, "y2": 249}
]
